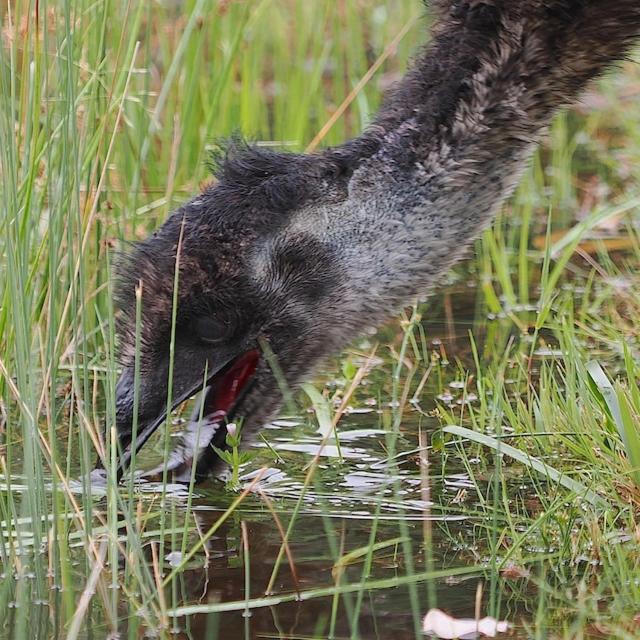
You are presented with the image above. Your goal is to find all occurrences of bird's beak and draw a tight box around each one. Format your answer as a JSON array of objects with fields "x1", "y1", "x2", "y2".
[{"x1": 105, "y1": 348, "x2": 260, "y2": 480}]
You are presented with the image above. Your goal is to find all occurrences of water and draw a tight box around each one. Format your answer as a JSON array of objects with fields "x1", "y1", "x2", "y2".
[
  {"x1": 125, "y1": 419, "x2": 489, "y2": 639},
  {"x1": 0, "y1": 281, "x2": 631, "y2": 639}
]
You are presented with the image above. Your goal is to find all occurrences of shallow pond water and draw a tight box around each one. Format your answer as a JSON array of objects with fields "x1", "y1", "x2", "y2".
[{"x1": 1, "y1": 280, "x2": 634, "y2": 640}]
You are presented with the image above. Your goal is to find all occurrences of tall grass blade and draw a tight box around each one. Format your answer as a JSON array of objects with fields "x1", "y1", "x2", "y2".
[
  {"x1": 587, "y1": 361, "x2": 640, "y2": 487},
  {"x1": 443, "y1": 426, "x2": 607, "y2": 507}
]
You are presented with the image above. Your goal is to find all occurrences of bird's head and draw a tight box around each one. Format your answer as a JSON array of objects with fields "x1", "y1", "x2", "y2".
[{"x1": 111, "y1": 147, "x2": 354, "y2": 479}]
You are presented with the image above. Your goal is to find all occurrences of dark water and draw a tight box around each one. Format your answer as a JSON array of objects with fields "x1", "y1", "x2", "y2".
[{"x1": 129, "y1": 418, "x2": 497, "y2": 639}]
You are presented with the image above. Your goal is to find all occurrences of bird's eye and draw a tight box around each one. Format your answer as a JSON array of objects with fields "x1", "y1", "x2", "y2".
[{"x1": 193, "y1": 316, "x2": 235, "y2": 345}]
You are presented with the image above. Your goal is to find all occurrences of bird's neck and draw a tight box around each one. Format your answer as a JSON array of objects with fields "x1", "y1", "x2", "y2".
[
  {"x1": 352, "y1": 1, "x2": 640, "y2": 169},
  {"x1": 314, "y1": 1, "x2": 640, "y2": 322}
]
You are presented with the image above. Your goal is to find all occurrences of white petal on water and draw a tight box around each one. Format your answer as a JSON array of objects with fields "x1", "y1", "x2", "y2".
[
  {"x1": 422, "y1": 609, "x2": 509, "y2": 639},
  {"x1": 165, "y1": 551, "x2": 183, "y2": 568}
]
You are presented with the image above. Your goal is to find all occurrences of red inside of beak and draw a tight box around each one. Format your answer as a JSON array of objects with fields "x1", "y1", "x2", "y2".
[{"x1": 205, "y1": 349, "x2": 260, "y2": 418}]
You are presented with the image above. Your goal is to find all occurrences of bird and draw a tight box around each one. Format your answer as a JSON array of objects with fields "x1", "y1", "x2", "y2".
[{"x1": 97, "y1": 0, "x2": 640, "y2": 483}]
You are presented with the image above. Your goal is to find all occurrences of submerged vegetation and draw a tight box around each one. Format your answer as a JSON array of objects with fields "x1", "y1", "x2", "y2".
[{"x1": 0, "y1": 1, "x2": 639, "y2": 638}]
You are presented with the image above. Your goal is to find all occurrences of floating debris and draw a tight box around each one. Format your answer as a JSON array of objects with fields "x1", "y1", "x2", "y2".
[
  {"x1": 423, "y1": 609, "x2": 509, "y2": 638},
  {"x1": 165, "y1": 551, "x2": 183, "y2": 568}
]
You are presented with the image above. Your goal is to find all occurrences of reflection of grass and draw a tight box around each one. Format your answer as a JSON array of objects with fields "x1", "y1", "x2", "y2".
[{"x1": 1, "y1": 0, "x2": 639, "y2": 637}]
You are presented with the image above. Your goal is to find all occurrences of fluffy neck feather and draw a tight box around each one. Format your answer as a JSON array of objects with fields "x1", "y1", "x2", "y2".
[{"x1": 287, "y1": 0, "x2": 640, "y2": 328}]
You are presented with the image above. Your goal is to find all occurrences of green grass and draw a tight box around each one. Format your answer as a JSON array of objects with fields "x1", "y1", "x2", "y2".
[{"x1": 1, "y1": 1, "x2": 640, "y2": 638}]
